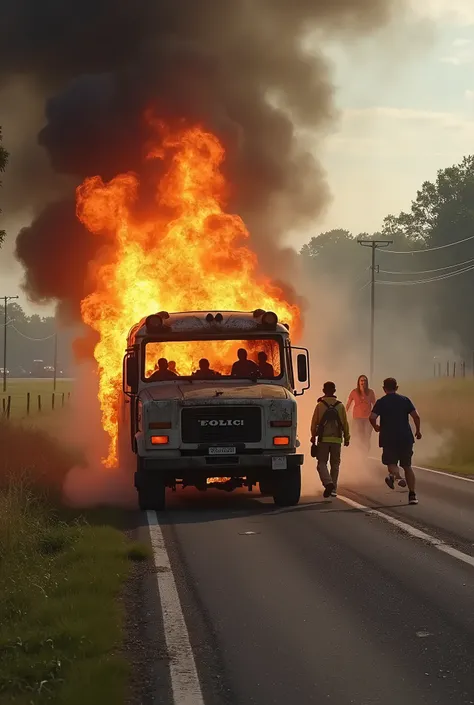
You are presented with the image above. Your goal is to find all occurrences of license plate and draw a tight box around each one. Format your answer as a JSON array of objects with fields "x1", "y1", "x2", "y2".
[
  {"x1": 208, "y1": 447, "x2": 236, "y2": 455},
  {"x1": 272, "y1": 456, "x2": 287, "y2": 470}
]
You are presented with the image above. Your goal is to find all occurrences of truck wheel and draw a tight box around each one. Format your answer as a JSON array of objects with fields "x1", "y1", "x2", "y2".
[
  {"x1": 259, "y1": 480, "x2": 273, "y2": 496},
  {"x1": 272, "y1": 468, "x2": 301, "y2": 507},
  {"x1": 138, "y1": 479, "x2": 166, "y2": 511},
  {"x1": 136, "y1": 457, "x2": 166, "y2": 511}
]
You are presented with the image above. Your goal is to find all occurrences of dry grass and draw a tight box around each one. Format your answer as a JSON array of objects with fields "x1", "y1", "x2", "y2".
[{"x1": 410, "y1": 378, "x2": 474, "y2": 475}]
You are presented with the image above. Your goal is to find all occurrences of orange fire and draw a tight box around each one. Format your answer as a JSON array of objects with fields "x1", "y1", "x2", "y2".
[{"x1": 77, "y1": 120, "x2": 300, "y2": 467}]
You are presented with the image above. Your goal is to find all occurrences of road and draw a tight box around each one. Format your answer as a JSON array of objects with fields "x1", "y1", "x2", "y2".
[{"x1": 133, "y1": 461, "x2": 474, "y2": 705}]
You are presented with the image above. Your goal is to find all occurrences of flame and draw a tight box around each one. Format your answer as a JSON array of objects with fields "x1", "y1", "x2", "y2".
[{"x1": 77, "y1": 120, "x2": 300, "y2": 467}]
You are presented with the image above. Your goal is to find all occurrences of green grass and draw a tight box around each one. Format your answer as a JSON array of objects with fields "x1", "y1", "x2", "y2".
[
  {"x1": 410, "y1": 378, "x2": 474, "y2": 475},
  {"x1": 0, "y1": 380, "x2": 74, "y2": 419},
  {"x1": 0, "y1": 419, "x2": 151, "y2": 704}
]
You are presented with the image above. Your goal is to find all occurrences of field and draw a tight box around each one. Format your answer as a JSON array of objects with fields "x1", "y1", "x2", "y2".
[
  {"x1": 0, "y1": 379, "x2": 75, "y2": 419},
  {"x1": 410, "y1": 377, "x2": 474, "y2": 475}
]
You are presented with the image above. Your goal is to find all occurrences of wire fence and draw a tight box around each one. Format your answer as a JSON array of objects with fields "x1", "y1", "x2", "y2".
[{"x1": 0, "y1": 391, "x2": 72, "y2": 420}]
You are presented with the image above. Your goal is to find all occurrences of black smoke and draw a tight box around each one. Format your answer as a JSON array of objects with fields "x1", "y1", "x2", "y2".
[{"x1": 0, "y1": 0, "x2": 401, "y2": 315}]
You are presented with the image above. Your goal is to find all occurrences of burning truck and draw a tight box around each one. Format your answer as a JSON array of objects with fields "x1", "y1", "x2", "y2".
[{"x1": 119, "y1": 308, "x2": 310, "y2": 510}]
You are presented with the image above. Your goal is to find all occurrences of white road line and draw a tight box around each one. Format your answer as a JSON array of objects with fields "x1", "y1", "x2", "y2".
[
  {"x1": 369, "y1": 456, "x2": 474, "y2": 483},
  {"x1": 413, "y1": 465, "x2": 474, "y2": 483},
  {"x1": 147, "y1": 510, "x2": 205, "y2": 705},
  {"x1": 338, "y1": 494, "x2": 474, "y2": 569}
]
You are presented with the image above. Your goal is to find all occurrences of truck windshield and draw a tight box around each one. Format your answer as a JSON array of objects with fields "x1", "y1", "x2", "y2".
[{"x1": 144, "y1": 337, "x2": 283, "y2": 381}]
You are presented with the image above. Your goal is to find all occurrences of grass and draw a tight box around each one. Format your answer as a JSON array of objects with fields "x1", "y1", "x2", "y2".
[
  {"x1": 410, "y1": 377, "x2": 474, "y2": 475},
  {"x1": 0, "y1": 380, "x2": 74, "y2": 419},
  {"x1": 0, "y1": 419, "x2": 150, "y2": 704}
]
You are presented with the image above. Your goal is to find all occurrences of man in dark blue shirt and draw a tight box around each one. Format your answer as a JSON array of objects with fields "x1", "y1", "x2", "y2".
[{"x1": 370, "y1": 377, "x2": 422, "y2": 505}]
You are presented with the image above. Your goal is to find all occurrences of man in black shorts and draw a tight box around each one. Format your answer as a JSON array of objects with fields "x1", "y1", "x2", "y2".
[{"x1": 370, "y1": 377, "x2": 422, "y2": 505}]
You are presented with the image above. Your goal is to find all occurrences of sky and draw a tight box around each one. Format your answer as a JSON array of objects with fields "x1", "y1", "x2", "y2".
[{"x1": 1, "y1": 0, "x2": 474, "y2": 311}]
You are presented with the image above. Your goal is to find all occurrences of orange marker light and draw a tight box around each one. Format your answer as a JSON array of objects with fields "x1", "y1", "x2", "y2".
[
  {"x1": 273, "y1": 436, "x2": 290, "y2": 446},
  {"x1": 151, "y1": 435, "x2": 169, "y2": 445},
  {"x1": 270, "y1": 420, "x2": 292, "y2": 427}
]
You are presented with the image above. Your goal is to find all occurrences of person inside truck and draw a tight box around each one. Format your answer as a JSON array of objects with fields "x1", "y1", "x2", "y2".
[
  {"x1": 168, "y1": 361, "x2": 179, "y2": 375},
  {"x1": 231, "y1": 348, "x2": 259, "y2": 378},
  {"x1": 257, "y1": 351, "x2": 274, "y2": 379},
  {"x1": 192, "y1": 358, "x2": 222, "y2": 379},
  {"x1": 149, "y1": 358, "x2": 178, "y2": 381}
]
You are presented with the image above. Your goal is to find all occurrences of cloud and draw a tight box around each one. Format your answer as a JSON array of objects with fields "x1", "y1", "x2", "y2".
[
  {"x1": 440, "y1": 38, "x2": 474, "y2": 65},
  {"x1": 411, "y1": 0, "x2": 474, "y2": 25}
]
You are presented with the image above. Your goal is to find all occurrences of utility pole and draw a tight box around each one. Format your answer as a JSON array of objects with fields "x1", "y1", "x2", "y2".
[
  {"x1": 2, "y1": 295, "x2": 19, "y2": 393},
  {"x1": 53, "y1": 331, "x2": 58, "y2": 392},
  {"x1": 357, "y1": 240, "x2": 392, "y2": 379}
]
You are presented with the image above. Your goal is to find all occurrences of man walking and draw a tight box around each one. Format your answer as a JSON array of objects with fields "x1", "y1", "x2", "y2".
[
  {"x1": 310, "y1": 381, "x2": 350, "y2": 498},
  {"x1": 370, "y1": 377, "x2": 422, "y2": 505}
]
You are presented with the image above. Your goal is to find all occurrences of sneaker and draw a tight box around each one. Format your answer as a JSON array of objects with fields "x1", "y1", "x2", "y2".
[
  {"x1": 398, "y1": 479, "x2": 407, "y2": 488},
  {"x1": 385, "y1": 475, "x2": 395, "y2": 490},
  {"x1": 408, "y1": 492, "x2": 418, "y2": 505},
  {"x1": 323, "y1": 483, "x2": 335, "y2": 498},
  {"x1": 331, "y1": 490, "x2": 337, "y2": 497}
]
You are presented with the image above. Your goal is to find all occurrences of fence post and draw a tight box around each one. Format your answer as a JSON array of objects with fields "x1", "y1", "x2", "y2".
[
  {"x1": 462, "y1": 361, "x2": 466, "y2": 378},
  {"x1": 2, "y1": 398, "x2": 5, "y2": 415},
  {"x1": 38, "y1": 395, "x2": 42, "y2": 412},
  {"x1": 61, "y1": 392, "x2": 65, "y2": 407},
  {"x1": 67, "y1": 391, "x2": 71, "y2": 402},
  {"x1": 52, "y1": 393, "x2": 55, "y2": 411},
  {"x1": 453, "y1": 361, "x2": 457, "y2": 378},
  {"x1": 6, "y1": 396, "x2": 11, "y2": 419},
  {"x1": 447, "y1": 361, "x2": 450, "y2": 377},
  {"x1": 26, "y1": 392, "x2": 30, "y2": 416}
]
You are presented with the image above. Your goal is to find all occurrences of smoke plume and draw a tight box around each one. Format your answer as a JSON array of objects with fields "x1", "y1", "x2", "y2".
[{"x1": 1, "y1": 0, "x2": 402, "y2": 315}]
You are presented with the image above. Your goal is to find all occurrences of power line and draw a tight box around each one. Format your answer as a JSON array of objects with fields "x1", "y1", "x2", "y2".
[
  {"x1": 9, "y1": 324, "x2": 56, "y2": 341},
  {"x1": 379, "y1": 257, "x2": 474, "y2": 276},
  {"x1": 378, "y1": 263, "x2": 474, "y2": 286},
  {"x1": 380, "y1": 233, "x2": 474, "y2": 254}
]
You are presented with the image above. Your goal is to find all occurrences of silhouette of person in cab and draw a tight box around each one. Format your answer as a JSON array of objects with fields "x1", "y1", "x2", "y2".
[
  {"x1": 150, "y1": 358, "x2": 178, "y2": 381},
  {"x1": 257, "y1": 351, "x2": 274, "y2": 379},
  {"x1": 231, "y1": 348, "x2": 259, "y2": 378},
  {"x1": 192, "y1": 359, "x2": 221, "y2": 379}
]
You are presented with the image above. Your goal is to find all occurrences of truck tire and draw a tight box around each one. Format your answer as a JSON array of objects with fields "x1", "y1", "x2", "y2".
[
  {"x1": 136, "y1": 457, "x2": 166, "y2": 511},
  {"x1": 272, "y1": 468, "x2": 301, "y2": 507},
  {"x1": 259, "y1": 480, "x2": 273, "y2": 496},
  {"x1": 138, "y1": 480, "x2": 166, "y2": 512}
]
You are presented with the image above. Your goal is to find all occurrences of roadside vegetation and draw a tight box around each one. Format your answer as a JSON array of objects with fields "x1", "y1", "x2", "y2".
[
  {"x1": 411, "y1": 378, "x2": 474, "y2": 475},
  {"x1": 0, "y1": 419, "x2": 149, "y2": 704}
]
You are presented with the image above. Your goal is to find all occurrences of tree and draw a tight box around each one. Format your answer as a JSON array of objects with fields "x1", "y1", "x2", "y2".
[
  {"x1": 381, "y1": 155, "x2": 474, "y2": 350},
  {"x1": 0, "y1": 126, "x2": 8, "y2": 245}
]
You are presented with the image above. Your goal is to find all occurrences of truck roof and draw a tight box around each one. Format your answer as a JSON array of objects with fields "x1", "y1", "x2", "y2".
[{"x1": 127, "y1": 310, "x2": 290, "y2": 344}]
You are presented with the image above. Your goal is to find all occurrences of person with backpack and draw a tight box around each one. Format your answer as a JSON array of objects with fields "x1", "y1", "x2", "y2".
[{"x1": 310, "y1": 381, "x2": 350, "y2": 498}]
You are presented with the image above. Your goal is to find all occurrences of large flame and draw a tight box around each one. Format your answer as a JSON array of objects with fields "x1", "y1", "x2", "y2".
[{"x1": 77, "y1": 121, "x2": 300, "y2": 467}]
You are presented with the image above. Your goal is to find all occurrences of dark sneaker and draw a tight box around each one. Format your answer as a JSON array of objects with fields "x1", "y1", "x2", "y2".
[
  {"x1": 323, "y1": 483, "x2": 335, "y2": 498},
  {"x1": 398, "y1": 479, "x2": 407, "y2": 488},
  {"x1": 385, "y1": 475, "x2": 395, "y2": 490},
  {"x1": 408, "y1": 492, "x2": 418, "y2": 505},
  {"x1": 331, "y1": 490, "x2": 337, "y2": 497}
]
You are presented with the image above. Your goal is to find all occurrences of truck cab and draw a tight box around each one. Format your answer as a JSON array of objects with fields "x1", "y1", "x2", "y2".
[{"x1": 120, "y1": 309, "x2": 310, "y2": 510}]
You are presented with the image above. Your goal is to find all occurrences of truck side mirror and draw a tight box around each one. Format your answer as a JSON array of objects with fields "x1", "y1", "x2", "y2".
[
  {"x1": 297, "y1": 353, "x2": 308, "y2": 383},
  {"x1": 126, "y1": 355, "x2": 139, "y2": 394}
]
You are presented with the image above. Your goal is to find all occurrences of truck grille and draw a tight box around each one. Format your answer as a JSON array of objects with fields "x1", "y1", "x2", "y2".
[{"x1": 181, "y1": 406, "x2": 261, "y2": 444}]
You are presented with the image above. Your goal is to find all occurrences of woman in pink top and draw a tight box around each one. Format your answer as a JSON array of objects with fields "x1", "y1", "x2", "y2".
[{"x1": 346, "y1": 375, "x2": 376, "y2": 452}]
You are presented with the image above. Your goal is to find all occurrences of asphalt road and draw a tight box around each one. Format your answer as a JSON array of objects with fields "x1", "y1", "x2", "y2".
[{"x1": 137, "y1": 460, "x2": 474, "y2": 705}]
